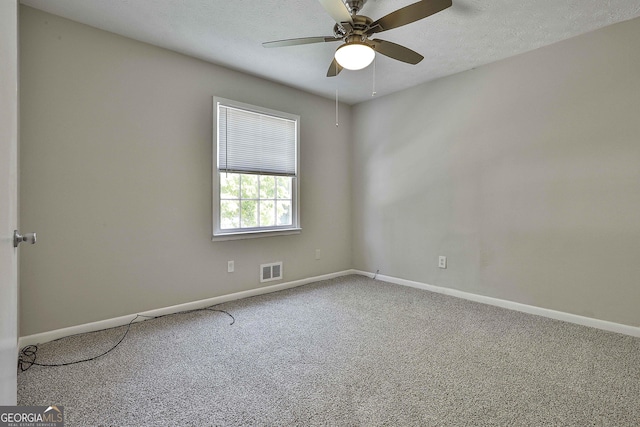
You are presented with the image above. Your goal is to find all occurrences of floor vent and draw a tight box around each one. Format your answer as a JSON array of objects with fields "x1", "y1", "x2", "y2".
[{"x1": 260, "y1": 262, "x2": 283, "y2": 283}]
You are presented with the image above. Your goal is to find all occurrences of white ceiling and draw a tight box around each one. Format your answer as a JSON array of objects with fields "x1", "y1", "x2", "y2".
[{"x1": 20, "y1": 0, "x2": 640, "y2": 104}]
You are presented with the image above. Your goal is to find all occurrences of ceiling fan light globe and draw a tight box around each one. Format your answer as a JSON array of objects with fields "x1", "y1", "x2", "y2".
[{"x1": 334, "y1": 43, "x2": 375, "y2": 70}]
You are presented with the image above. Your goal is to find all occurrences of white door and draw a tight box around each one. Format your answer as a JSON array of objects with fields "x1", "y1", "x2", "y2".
[{"x1": 0, "y1": 0, "x2": 19, "y2": 405}]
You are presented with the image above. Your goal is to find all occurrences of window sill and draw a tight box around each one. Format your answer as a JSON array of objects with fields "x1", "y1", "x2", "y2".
[{"x1": 212, "y1": 228, "x2": 301, "y2": 242}]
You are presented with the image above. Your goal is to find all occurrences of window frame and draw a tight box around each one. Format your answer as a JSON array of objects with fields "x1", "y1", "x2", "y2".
[{"x1": 212, "y1": 97, "x2": 301, "y2": 241}]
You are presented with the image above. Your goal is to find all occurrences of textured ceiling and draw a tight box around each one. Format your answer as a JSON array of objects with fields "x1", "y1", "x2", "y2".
[{"x1": 20, "y1": 0, "x2": 640, "y2": 104}]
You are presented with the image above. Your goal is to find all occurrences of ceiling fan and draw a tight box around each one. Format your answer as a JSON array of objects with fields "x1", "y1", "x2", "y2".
[{"x1": 263, "y1": 0, "x2": 452, "y2": 77}]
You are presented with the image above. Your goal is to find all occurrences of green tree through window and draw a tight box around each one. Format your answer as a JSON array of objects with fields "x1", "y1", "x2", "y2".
[{"x1": 220, "y1": 173, "x2": 293, "y2": 230}]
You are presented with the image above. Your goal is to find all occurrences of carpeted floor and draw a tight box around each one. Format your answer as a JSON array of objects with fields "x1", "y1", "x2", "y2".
[{"x1": 18, "y1": 275, "x2": 640, "y2": 426}]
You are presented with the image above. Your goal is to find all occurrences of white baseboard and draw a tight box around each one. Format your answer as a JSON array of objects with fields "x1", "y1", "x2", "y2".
[
  {"x1": 351, "y1": 270, "x2": 640, "y2": 338},
  {"x1": 18, "y1": 269, "x2": 355, "y2": 349},
  {"x1": 19, "y1": 268, "x2": 639, "y2": 349}
]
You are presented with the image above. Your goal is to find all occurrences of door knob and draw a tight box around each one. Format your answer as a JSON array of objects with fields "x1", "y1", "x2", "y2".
[{"x1": 14, "y1": 230, "x2": 37, "y2": 248}]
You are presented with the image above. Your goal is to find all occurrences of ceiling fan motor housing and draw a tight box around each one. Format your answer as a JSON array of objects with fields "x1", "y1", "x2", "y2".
[{"x1": 333, "y1": 15, "x2": 373, "y2": 40}]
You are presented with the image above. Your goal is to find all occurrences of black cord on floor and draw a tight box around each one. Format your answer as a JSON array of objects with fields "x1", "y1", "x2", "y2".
[
  {"x1": 373, "y1": 269, "x2": 379, "y2": 280},
  {"x1": 18, "y1": 307, "x2": 234, "y2": 372}
]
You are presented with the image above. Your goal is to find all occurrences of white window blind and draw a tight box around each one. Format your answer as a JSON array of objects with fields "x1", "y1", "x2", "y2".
[{"x1": 218, "y1": 105, "x2": 297, "y2": 176}]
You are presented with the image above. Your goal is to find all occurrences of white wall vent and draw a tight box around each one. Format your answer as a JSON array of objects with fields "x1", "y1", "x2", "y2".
[{"x1": 260, "y1": 262, "x2": 283, "y2": 283}]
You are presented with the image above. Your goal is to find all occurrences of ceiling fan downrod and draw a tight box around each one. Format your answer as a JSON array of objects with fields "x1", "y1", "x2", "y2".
[{"x1": 345, "y1": 0, "x2": 367, "y2": 15}]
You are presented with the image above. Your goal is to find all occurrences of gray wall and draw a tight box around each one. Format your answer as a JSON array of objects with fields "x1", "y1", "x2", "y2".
[
  {"x1": 351, "y1": 17, "x2": 640, "y2": 327},
  {"x1": 19, "y1": 7, "x2": 352, "y2": 336}
]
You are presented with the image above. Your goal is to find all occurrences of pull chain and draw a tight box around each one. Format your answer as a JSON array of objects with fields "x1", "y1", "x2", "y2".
[
  {"x1": 372, "y1": 56, "x2": 377, "y2": 97},
  {"x1": 335, "y1": 89, "x2": 339, "y2": 127}
]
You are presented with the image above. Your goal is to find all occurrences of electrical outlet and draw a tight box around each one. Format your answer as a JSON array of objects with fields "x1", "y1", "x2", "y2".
[
  {"x1": 438, "y1": 256, "x2": 447, "y2": 269},
  {"x1": 315, "y1": 249, "x2": 321, "y2": 260},
  {"x1": 227, "y1": 260, "x2": 234, "y2": 273}
]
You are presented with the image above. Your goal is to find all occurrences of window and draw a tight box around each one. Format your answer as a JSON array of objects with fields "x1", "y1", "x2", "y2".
[{"x1": 213, "y1": 97, "x2": 300, "y2": 240}]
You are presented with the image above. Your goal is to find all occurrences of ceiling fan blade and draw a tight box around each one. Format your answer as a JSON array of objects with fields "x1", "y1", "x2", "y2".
[
  {"x1": 326, "y1": 58, "x2": 343, "y2": 77},
  {"x1": 367, "y1": 0, "x2": 452, "y2": 34},
  {"x1": 318, "y1": 0, "x2": 354, "y2": 25},
  {"x1": 370, "y1": 39, "x2": 424, "y2": 64},
  {"x1": 263, "y1": 36, "x2": 341, "y2": 48}
]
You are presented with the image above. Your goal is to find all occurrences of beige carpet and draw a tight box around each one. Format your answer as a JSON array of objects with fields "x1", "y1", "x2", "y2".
[{"x1": 18, "y1": 275, "x2": 640, "y2": 426}]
